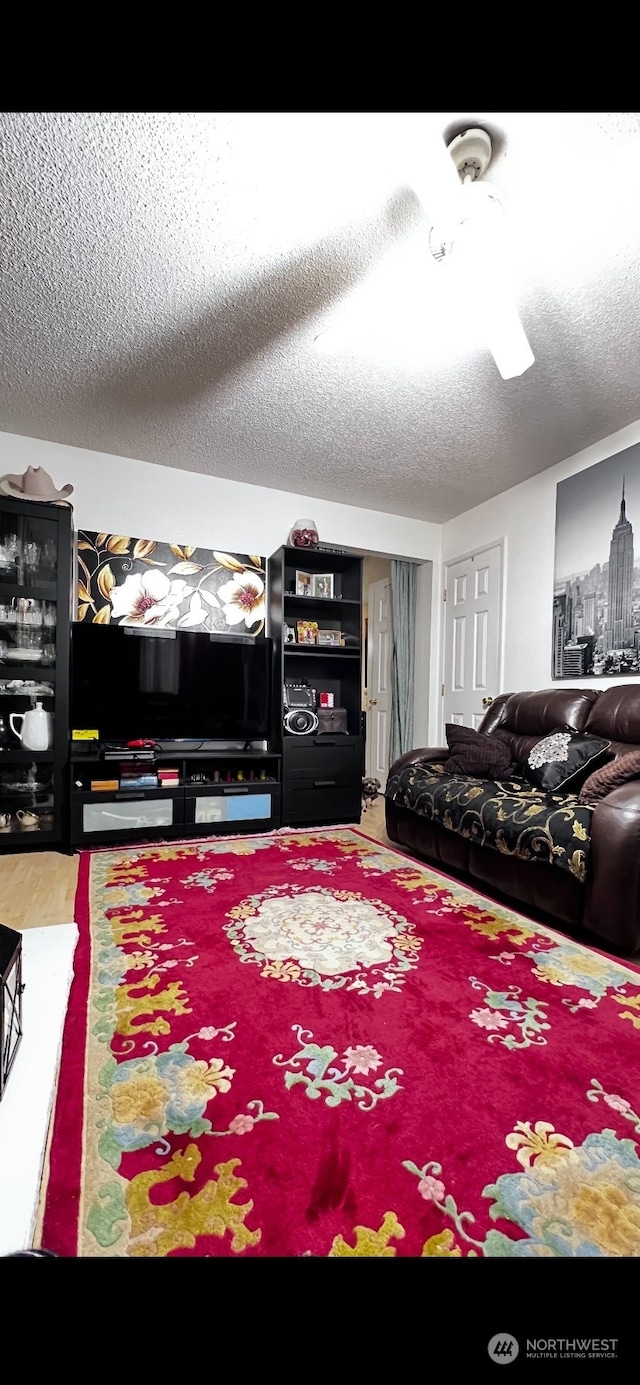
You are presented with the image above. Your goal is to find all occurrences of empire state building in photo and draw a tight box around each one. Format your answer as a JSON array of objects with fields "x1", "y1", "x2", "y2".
[{"x1": 605, "y1": 479, "x2": 635, "y2": 649}]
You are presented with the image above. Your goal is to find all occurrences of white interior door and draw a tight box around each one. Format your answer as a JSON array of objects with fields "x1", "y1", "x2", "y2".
[
  {"x1": 366, "y1": 578, "x2": 392, "y2": 779},
  {"x1": 442, "y1": 543, "x2": 503, "y2": 736}
]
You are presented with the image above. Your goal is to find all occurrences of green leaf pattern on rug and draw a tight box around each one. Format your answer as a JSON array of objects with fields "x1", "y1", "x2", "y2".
[
  {"x1": 468, "y1": 976, "x2": 551, "y2": 1049},
  {"x1": 211, "y1": 1099, "x2": 279, "y2": 1137},
  {"x1": 586, "y1": 1078, "x2": 640, "y2": 1133},
  {"x1": 273, "y1": 1024, "x2": 403, "y2": 1109},
  {"x1": 402, "y1": 1160, "x2": 483, "y2": 1253},
  {"x1": 86, "y1": 1181, "x2": 128, "y2": 1249}
]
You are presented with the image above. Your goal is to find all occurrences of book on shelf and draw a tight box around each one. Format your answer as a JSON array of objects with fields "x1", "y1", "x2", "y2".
[
  {"x1": 90, "y1": 779, "x2": 119, "y2": 792},
  {"x1": 119, "y1": 781, "x2": 160, "y2": 792}
]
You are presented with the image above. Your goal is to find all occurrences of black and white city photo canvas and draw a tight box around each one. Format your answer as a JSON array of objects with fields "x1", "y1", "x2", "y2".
[{"x1": 553, "y1": 442, "x2": 640, "y2": 678}]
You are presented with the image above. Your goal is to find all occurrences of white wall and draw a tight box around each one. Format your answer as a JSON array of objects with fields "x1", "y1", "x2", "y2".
[
  {"x1": 0, "y1": 431, "x2": 440, "y2": 564},
  {"x1": 0, "y1": 430, "x2": 443, "y2": 739},
  {"x1": 441, "y1": 418, "x2": 640, "y2": 695}
]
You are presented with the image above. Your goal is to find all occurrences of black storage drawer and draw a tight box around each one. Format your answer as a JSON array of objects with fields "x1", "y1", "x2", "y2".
[
  {"x1": 283, "y1": 736, "x2": 362, "y2": 778},
  {"x1": 72, "y1": 787, "x2": 184, "y2": 840},
  {"x1": 183, "y1": 782, "x2": 277, "y2": 798},
  {"x1": 282, "y1": 735, "x2": 362, "y2": 824},
  {"x1": 283, "y1": 782, "x2": 361, "y2": 824},
  {"x1": 185, "y1": 783, "x2": 279, "y2": 829}
]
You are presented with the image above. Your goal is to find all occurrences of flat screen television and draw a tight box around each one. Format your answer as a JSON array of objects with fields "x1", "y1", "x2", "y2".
[{"x1": 71, "y1": 624, "x2": 272, "y2": 743}]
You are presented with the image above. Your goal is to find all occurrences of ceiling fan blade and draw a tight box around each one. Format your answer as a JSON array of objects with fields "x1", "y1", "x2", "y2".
[{"x1": 400, "y1": 117, "x2": 466, "y2": 231}]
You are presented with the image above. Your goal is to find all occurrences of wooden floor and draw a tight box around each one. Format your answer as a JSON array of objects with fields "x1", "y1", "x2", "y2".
[
  {"x1": 0, "y1": 850, "x2": 79, "y2": 930},
  {"x1": 0, "y1": 803, "x2": 391, "y2": 932},
  {"x1": 357, "y1": 797, "x2": 391, "y2": 845}
]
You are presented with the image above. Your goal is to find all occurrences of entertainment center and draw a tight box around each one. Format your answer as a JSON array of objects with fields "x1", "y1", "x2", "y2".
[
  {"x1": 70, "y1": 746, "x2": 281, "y2": 848},
  {"x1": 0, "y1": 524, "x2": 365, "y2": 852},
  {"x1": 69, "y1": 623, "x2": 281, "y2": 848}
]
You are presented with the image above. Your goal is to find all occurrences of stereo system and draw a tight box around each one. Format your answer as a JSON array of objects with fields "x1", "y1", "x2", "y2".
[
  {"x1": 283, "y1": 682, "x2": 318, "y2": 736},
  {"x1": 283, "y1": 708, "x2": 319, "y2": 736}
]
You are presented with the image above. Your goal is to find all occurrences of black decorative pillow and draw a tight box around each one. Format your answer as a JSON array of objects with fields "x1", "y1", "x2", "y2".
[
  {"x1": 442, "y1": 723, "x2": 514, "y2": 778},
  {"x1": 518, "y1": 727, "x2": 611, "y2": 793}
]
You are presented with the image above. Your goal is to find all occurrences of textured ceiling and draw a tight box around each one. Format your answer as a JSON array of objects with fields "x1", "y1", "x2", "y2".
[{"x1": 1, "y1": 111, "x2": 640, "y2": 523}]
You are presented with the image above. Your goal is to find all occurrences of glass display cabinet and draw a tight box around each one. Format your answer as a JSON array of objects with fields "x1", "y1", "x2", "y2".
[{"x1": 0, "y1": 493, "x2": 72, "y2": 850}]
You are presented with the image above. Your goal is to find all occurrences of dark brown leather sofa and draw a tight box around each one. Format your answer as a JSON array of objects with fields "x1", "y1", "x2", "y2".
[{"x1": 385, "y1": 685, "x2": 640, "y2": 954}]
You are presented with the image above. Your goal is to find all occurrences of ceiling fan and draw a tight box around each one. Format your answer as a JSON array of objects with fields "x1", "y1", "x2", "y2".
[
  {"x1": 425, "y1": 126, "x2": 534, "y2": 379},
  {"x1": 316, "y1": 124, "x2": 535, "y2": 381}
]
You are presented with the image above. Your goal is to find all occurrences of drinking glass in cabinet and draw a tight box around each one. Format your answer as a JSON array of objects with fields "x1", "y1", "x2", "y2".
[
  {"x1": 42, "y1": 539, "x2": 57, "y2": 577},
  {"x1": 0, "y1": 535, "x2": 19, "y2": 576}
]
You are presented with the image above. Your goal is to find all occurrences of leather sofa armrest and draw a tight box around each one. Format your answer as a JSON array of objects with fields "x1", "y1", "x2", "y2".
[
  {"x1": 583, "y1": 782, "x2": 640, "y2": 952},
  {"x1": 387, "y1": 747, "x2": 448, "y2": 779}
]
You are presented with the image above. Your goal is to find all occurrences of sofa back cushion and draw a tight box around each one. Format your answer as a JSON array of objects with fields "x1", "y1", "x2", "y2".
[
  {"x1": 481, "y1": 688, "x2": 599, "y2": 736},
  {"x1": 480, "y1": 688, "x2": 601, "y2": 765},
  {"x1": 585, "y1": 685, "x2": 640, "y2": 757},
  {"x1": 443, "y1": 723, "x2": 514, "y2": 778}
]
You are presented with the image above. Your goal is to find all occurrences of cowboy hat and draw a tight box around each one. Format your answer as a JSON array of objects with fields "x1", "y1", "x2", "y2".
[{"x1": 0, "y1": 466, "x2": 73, "y2": 504}]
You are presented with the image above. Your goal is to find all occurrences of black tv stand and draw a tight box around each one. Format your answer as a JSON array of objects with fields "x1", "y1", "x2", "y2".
[{"x1": 69, "y1": 744, "x2": 281, "y2": 850}]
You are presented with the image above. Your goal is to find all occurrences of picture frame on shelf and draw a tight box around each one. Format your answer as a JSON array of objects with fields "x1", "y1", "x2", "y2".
[
  {"x1": 312, "y1": 573, "x2": 334, "y2": 600},
  {"x1": 284, "y1": 623, "x2": 297, "y2": 644},
  {"x1": 295, "y1": 570, "x2": 313, "y2": 597},
  {"x1": 316, "y1": 629, "x2": 341, "y2": 647},
  {"x1": 296, "y1": 621, "x2": 318, "y2": 645}
]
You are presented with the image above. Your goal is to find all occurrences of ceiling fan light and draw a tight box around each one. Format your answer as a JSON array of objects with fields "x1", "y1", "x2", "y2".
[{"x1": 483, "y1": 305, "x2": 535, "y2": 379}]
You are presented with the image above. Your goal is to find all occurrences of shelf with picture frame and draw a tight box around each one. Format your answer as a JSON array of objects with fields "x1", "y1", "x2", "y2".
[
  {"x1": 283, "y1": 593, "x2": 360, "y2": 608},
  {"x1": 293, "y1": 570, "x2": 337, "y2": 601},
  {"x1": 268, "y1": 544, "x2": 363, "y2": 827}
]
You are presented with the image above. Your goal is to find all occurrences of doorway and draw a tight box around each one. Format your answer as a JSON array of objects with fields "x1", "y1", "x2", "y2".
[{"x1": 441, "y1": 541, "x2": 504, "y2": 735}]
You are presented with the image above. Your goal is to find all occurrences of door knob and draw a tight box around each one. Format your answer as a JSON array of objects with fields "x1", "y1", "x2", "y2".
[
  {"x1": 369, "y1": 697, "x2": 378, "y2": 707},
  {"x1": 482, "y1": 696, "x2": 493, "y2": 708}
]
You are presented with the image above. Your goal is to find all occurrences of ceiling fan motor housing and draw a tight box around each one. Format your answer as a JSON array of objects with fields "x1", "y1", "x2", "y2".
[{"x1": 447, "y1": 128, "x2": 493, "y2": 182}]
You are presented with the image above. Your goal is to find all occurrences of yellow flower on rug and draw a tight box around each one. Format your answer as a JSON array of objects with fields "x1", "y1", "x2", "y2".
[
  {"x1": 111, "y1": 1073, "x2": 168, "y2": 1129},
  {"x1": 176, "y1": 1058, "x2": 234, "y2": 1104},
  {"x1": 99, "y1": 1037, "x2": 238, "y2": 1167},
  {"x1": 505, "y1": 1120, "x2": 574, "y2": 1168}
]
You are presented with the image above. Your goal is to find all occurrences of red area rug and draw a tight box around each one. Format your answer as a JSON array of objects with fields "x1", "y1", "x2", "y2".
[{"x1": 41, "y1": 829, "x2": 640, "y2": 1257}]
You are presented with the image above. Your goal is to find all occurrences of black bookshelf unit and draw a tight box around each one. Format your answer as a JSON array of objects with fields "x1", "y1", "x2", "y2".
[
  {"x1": 269, "y1": 546, "x2": 363, "y2": 826},
  {"x1": 70, "y1": 746, "x2": 281, "y2": 849},
  {"x1": 0, "y1": 494, "x2": 72, "y2": 852}
]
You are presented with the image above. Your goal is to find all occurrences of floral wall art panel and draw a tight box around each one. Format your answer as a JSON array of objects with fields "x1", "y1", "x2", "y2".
[{"x1": 77, "y1": 533, "x2": 266, "y2": 636}]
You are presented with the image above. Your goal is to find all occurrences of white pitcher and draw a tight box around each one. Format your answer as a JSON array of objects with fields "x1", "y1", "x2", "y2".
[{"x1": 10, "y1": 701, "x2": 52, "y2": 751}]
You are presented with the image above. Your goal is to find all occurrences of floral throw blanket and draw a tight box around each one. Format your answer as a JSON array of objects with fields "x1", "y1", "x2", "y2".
[{"x1": 385, "y1": 761, "x2": 592, "y2": 882}]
